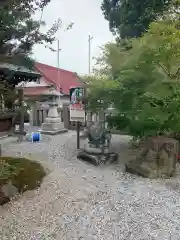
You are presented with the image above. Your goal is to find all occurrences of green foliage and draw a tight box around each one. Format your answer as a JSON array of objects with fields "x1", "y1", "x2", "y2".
[
  {"x1": 86, "y1": 39, "x2": 133, "y2": 113},
  {"x1": 116, "y1": 19, "x2": 180, "y2": 137},
  {"x1": 0, "y1": 0, "x2": 61, "y2": 66},
  {"x1": 88, "y1": 15, "x2": 180, "y2": 138},
  {"x1": 0, "y1": 80, "x2": 18, "y2": 109},
  {"x1": 0, "y1": 160, "x2": 17, "y2": 182},
  {"x1": 83, "y1": 74, "x2": 119, "y2": 113},
  {"x1": 0, "y1": 157, "x2": 46, "y2": 192},
  {"x1": 0, "y1": 0, "x2": 66, "y2": 109},
  {"x1": 106, "y1": 114, "x2": 129, "y2": 130},
  {"x1": 94, "y1": 39, "x2": 133, "y2": 78},
  {"x1": 101, "y1": 0, "x2": 175, "y2": 38}
]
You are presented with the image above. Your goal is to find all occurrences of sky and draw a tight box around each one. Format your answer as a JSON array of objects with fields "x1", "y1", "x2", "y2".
[{"x1": 33, "y1": 0, "x2": 114, "y2": 75}]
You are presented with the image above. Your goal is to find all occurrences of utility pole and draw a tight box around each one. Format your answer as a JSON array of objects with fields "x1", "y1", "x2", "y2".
[
  {"x1": 57, "y1": 40, "x2": 61, "y2": 90},
  {"x1": 88, "y1": 35, "x2": 93, "y2": 75},
  {"x1": 57, "y1": 39, "x2": 62, "y2": 109},
  {"x1": 85, "y1": 35, "x2": 93, "y2": 128}
]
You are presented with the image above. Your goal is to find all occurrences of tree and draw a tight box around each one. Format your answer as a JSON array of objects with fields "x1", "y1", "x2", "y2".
[
  {"x1": 0, "y1": 0, "x2": 65, "y2": 111},
  {"x1": 83, "y1": 74, "x2": 118, "y2": 113},
  {"x1": 86, "y1": 39, "x2": 133, "y2": 113},
  {"x1": 101, "y1": 0, "x2": 174, "y2": 38},
  {"x1": 88, "y1": 16, "x2": 180, "y2": 138},
  {"x1": 93, "y1": 39, "x2": 133, "y2": 78},
  {"x1": 123, "y1": 19, "x2": 180, "y2": 137},
  {"x1": 0, "y1": 0, "x2": 62, "y2": 67}
]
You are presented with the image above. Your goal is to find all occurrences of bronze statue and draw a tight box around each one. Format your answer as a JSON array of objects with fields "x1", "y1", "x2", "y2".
[{"x1": 78, "y1": 120, "x2": 117, "y2": 166}]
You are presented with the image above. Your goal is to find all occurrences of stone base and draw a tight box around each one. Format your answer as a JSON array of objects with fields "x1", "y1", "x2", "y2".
[
  {"x1": 39, "y1": 128, "x2": 68, "y2": 135},
  {"x1": 77, "y1": 149, "x2": 118, "y2": 166},
  {"x1": 41, "y1": 121, "x2": 64, "y2": 131},
  {"x1": 40, "y1": 120, "x2": 68, "y2": 135}
]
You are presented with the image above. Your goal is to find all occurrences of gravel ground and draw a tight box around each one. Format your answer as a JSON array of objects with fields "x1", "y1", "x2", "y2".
[{"x1": 0, "y1": 129, "x2": 180, "y2": 239}]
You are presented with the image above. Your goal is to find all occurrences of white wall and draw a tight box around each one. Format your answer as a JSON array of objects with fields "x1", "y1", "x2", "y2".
[{"x1": 38, "y1": 77, "x2": 49, "y2": 86}]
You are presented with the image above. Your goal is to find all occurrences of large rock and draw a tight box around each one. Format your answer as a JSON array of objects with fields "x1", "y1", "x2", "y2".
[
  {"x1": 1, "y1": 181, "x2": 18, "y2": 197},
  {"x1": 0, "y1": 181, "x2": 18, "y2": 205},
  {"x1": 0, "y1": 187, "x2": 10, "y2": 205},
  {"x1": 125, "y1": 136, "x2": 179, "y2": 178}
]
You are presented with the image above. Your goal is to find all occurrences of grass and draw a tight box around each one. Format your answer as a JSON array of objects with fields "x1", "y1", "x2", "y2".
[{"x1": 0, "y1": 156, "x2": 46, "y2": 192}]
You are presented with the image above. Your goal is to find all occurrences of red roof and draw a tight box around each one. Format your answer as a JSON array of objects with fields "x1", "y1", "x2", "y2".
[{"x1": 34, "y1": 62, "x2": 84, "y2": 95}]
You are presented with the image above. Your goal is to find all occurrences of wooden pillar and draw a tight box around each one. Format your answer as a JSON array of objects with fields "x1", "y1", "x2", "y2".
[
  {"x1": 92, "y1": 113, "x2": 96, "y2": 122},
  {"x1": 34, "y1": 102, "x2": 38, "y2": 126},
  {"x1": 28, "y1": 102, "x2": 33, "y2": 126},
  {"x1": 86, "y1": 112, "x2": 92, "y2": 121},
  {"x1": 63, "y1": 104, "x2": 69, "y2": 129},
  {"x1": 18, "y1": 88, "x2": 24, "y2": 141},
  {"x1": 99, "y1": 110, "x2": 105, "y2": 121},
  {"x1": 43, "y1": 109, "x2": 48, "y2": 121}
]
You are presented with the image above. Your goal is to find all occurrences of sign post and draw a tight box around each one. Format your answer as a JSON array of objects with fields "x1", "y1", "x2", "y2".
[
  {"x1": 76, "y1": 121, "x2": 80, "y2": 149},
  {"x1": 69, "y1": 87, "x2": 85, "y2": 149}
]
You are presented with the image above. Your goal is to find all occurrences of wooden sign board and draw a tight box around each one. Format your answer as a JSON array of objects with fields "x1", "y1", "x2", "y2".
[{"x1": 69, "y1": 87, "x2": 85, "y2": 122}]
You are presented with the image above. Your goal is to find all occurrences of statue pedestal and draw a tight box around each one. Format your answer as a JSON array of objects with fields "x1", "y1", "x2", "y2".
[
  {"x1": 77, "y1": 142, "x2": 118, "y2": 166},
  {"x1": 40, "y1": 103, "x2": 68, "y2": 135}
]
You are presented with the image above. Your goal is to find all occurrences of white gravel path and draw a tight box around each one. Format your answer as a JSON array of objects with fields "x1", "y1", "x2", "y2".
[{"x1": 0, "y1": 130, "x2": 180, "y2": 239}]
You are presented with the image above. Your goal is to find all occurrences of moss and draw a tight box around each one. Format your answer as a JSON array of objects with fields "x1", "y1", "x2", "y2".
[{"x1": 0, "y1": 156, "x2": 46, "y2": 192}]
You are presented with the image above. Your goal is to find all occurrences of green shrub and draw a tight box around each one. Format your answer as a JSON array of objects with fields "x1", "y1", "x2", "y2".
[
  {"x1": 0, "y1": 160, "x2": 17, "y2": 182},
  {"x1": 0, "y1": 157, "x2": 46, "y2": 192},
  {"x1": 106, "y1": 114, "x2": 130, "y2": 130}
]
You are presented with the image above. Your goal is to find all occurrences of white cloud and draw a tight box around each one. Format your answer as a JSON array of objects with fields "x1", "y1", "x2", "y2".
[{"x1": 33, "y1": 0, "x2": 114, "y2": 75}]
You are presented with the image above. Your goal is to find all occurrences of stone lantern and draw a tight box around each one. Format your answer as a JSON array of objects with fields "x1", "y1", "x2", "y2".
[{"x1": 40, "y1": 87, "x2": 68, "y2": 135}]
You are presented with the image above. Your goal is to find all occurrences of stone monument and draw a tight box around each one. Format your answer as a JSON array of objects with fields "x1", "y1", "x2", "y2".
[
  {"x1": 40, "y1": 87, "x2": 68, "y2": 135},
  {"x1": 125, "y1": 136, "x2": 179, "y2": 178}
]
